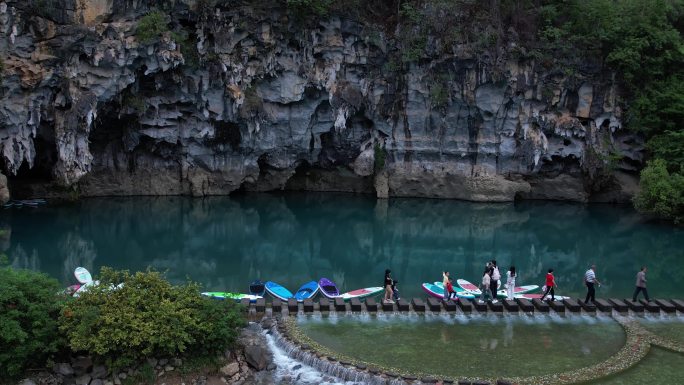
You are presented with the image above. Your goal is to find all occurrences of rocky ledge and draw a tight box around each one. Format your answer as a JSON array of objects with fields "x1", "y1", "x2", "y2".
[
  {"x1": 16, "y1": 324, "x2": 276, "y2": 385},
  {"x1": 0, "y1": 1, "x2": 642, "y2": 203}
]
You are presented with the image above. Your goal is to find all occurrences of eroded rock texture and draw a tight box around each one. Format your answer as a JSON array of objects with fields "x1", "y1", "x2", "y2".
[{"x1": 0, "y1": 0, "x2": 643, "y2": 202}]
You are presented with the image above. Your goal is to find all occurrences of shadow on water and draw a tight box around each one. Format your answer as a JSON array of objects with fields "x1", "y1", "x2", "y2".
[{"x1": 2, "y1": 192, "x2": 683, "y2": 298}]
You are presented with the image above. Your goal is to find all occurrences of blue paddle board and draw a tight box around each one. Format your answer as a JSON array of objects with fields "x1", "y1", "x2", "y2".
[
  {"x1": 265, "y1": 281, "x2": 294, "y2": 301},
  {"x1": 294, "y1": 280, "x2": 319, "y2": 302}
]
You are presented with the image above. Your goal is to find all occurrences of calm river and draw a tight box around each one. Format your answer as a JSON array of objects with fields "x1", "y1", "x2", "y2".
[{"x1": 3, "y1": 193, "x2": 682, "y2": 299}]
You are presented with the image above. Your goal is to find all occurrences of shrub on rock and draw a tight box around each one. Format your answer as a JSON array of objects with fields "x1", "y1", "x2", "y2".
[
  {"x1": 59, "y1": 268, "x2": 245, "y2": 369},
  {"x1": 0, "y1": 268, "x2": 66, "y2": 378}
]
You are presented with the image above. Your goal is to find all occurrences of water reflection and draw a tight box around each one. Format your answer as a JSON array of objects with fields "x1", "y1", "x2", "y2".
[{"x1": 2, "y1": 193, "x2": 683, "y2": 298}]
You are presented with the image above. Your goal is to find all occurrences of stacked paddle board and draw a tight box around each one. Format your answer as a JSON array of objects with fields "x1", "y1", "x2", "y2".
[{"x1": 201, "y1": 292, "x2": 262, "y2": 302}]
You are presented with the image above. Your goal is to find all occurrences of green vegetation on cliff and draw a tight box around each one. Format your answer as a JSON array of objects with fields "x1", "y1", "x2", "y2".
[
  {"x1": 136, "y1": 10, "x2": 169, "y2": 44},
  {"x1": 634, "y1": 159, "x2": 684, "y2": 224},
  {"x1": 542, "y1": 0, "x2": 684, "y2": 221}
]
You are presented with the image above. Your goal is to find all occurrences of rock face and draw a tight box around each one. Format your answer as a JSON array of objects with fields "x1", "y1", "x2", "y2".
[
  {"x1": 0, "y1": 172, "x2": 9, "y2": 203},
  {"x1": 239, "y1": 324, "x2": 274, "y2": 372},
  {"x1": 0, "y1": 1, "x2": 643, "y2": 202}
]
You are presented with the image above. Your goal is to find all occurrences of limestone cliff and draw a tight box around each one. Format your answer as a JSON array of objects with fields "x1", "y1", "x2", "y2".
[{"x1": 0, "y1": 0, "x2": 643, "y2": 203}]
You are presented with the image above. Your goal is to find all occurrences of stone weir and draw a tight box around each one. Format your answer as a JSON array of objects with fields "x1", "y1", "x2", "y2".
[
  {"x1": 244, "y1": 297, "x2": 684, "y2": 319},
  {"x1": 253, "y1": 297, "x2": 684, "y2": 385}
]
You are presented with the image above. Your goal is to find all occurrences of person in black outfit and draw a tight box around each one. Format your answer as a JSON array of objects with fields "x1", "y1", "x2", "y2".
[{"x1": 384, "y1": 269, "x2": 394, "y2": 303}]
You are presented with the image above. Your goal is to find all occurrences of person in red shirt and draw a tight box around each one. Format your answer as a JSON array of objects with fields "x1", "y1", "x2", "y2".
[
  {"x1": 445, "y1": 278, "x2": 456, "y2": 300},
  {"x1": 540, "y1": 268, "x2": 557, "y2": 301}
]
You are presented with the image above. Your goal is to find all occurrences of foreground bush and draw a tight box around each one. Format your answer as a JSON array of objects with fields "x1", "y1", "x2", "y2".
[
  {"x1": 59, "y1": 268, "x2": 245, "y2": 369},
  {"x1": 0, "y1": 268, "x2": 66, "y2": 378}
]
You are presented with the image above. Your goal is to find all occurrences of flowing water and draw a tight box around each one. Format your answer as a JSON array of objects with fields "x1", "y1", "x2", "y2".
[{"x1": 3, "y1": 193, "x2": 683, "y2": 299}]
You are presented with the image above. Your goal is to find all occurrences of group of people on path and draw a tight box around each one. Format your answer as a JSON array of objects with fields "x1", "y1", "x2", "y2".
[
  {"x1": 534, "y1": 264, "x2": 650, "y2": 304},
  {"x1": 441, "y1": 260, "x2": 517, "y2": 303},
  {"x1": 383, "y1": 263, "x2": 651, "y2": 304},
  {"x1": 475, "y1": 260, "x2": 515, "y2": 304}
]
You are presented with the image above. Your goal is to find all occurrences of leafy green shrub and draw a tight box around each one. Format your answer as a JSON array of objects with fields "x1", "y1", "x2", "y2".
[
  {"x1": 136, "y1": 11, "x2": 169, "y2": 44},
  {"x1": 170, "y1": 31, "x2": 199, "y2": 68},
  {"x1": 647, "y1": 131, "x2": 684, "y2": 171},
  {"x1": 59, "y1": 268, "x2": 245, "y2": 370},
  {"x1": 0, "y1": 268, "x2": 67, "y2": 378},
  {"x1": 634, "y1": 159, "x2": 684, "y2": 224}
]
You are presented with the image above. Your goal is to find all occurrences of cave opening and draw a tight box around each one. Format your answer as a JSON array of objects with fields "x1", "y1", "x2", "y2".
[
  {"x1": 205, "y1": 120, "x2": 243, "y2": 152},
  {"x1": 3, "y1": 125, "x2": 58, "y2": 198}
]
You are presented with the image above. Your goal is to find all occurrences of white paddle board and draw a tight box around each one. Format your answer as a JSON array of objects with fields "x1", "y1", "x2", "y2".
[{"x1": 74, "y1": 267, "x2": 92, "y2": 284}]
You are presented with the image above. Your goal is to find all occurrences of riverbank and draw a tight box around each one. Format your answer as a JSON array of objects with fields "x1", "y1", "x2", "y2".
[{"x1": 14, "y1": 324, "x2": 276, "y2": 385}]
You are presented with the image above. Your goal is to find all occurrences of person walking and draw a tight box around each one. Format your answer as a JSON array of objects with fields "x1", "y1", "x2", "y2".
[
  {"x1": 384, "y1": 269, "x2": 394, "y2": 303},
  {"x1": 490, "y1": 260, "x2": 500, "y2": 304},
  {"x1": 445, "y1": 277, "x2": 456, "y2": 300},
  {"x1": 584, "y1": 265, "x2": 601, "y2": 304},
  {"x1": 478, "y1": 267, "x2": 493, "y2": 304},
  {"x1": 442, "y1": 271, "x2": 450, "y2": 302},
  {"x1": 506, "y1": 266, "x2": 516, "y2": 300},
  {"x1": 540, "y1": 268, "x2": 556, "y2": 301},
  {"x1": 632, "y1": 266, "x2": 650, "y2": 302}
]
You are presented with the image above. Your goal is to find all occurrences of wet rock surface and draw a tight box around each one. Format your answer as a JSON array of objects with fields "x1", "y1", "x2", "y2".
[{"x1": 0, "y1": 1, "x2": 642, "y2": 202}]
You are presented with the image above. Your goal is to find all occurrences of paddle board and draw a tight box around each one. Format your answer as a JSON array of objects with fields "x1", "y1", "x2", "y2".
[
  {"x1": 422, "y1": 282, "x2": 444, "y2": 299},
  {"x1": 74, "y1": 267, "x2": 93, "y2": 284},
  {"x1": 339, "y1": 287, "x2": 384, "y2": 301},
  {"x1": 318, "y1": 278, "x2": 340, "y2": 298},
  {"x1": 433, "y1": 282, "x2": 476, "y2": 299},
  {"x1": 497, "y1": 285, "x2": 539, "y2": 298},
  {"x1": 73, "y1": 280, "x2": 100, "y2": 297},
  {"x1": 457, "y1": 278, "x2": 501, "y2": 295},
  {"x1": 201, "y1": 292, "x2": 262, "y2": 302},
  {"x1": 518, "y1": 293, "x2": 570, "y2": 301},
  {"x1": 64, "y1": 284, "x2": 82, "y2": 296},
  {"x1": 265, "y1": 281, "x2": 294, "y2": 301},
  {"x1": 249, "y1": 280, "x2": 266, "y2": 297},
  {"x1": 294, "y1": 281, "x2": 319, "y2": 302}
]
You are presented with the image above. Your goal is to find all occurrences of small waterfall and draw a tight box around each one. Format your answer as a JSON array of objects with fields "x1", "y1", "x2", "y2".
[{"x1": 267, "y1": 326, "x2": 393, "y2": 385}]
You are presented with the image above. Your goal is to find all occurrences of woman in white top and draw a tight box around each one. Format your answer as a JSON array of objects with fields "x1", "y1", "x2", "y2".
[{"x1": 506, "y1": 266, "x2": 516, "y2": 299}]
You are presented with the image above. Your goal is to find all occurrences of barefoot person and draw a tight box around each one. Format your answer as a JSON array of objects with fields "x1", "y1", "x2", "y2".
[
  {"x1": 540, "y1": 268, "x2": 556, "y2": 301},
  {"x1": 506, "y1": 266, "x2": 516, "y2": 300},
  {"x1": 490, "y1": 260, "x2": 500, "y2": 303},
  {"x1": 632, "y1": 266, "x2": 650, "y2": 302},
  {"x1": 478, "y1": 267, "x2": 493, "y2": 304},
  {"x1": 584, "y1": 265, "x2": 601, "y2": 304},
  {"x1": 384, "y1": 269, "x2": 394, "y2": 303},
  {"x1": 442, "y1": 271, "x2": 450, "y2": 302}
]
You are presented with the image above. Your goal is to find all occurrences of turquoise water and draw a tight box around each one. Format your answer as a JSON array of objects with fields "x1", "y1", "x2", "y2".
[
  {"x1": 2, "y1": 193, "x2": 683, "y2": 299},
  {"x1": 297, "y1": 315, "x2": 625, "y2": 378}
]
